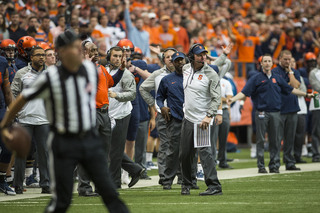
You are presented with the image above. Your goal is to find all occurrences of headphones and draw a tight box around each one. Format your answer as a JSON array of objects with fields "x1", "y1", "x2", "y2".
[
  {"x1": 187, "y1": 43, "x2": 203, "y2": 62},
  {"x1": 106, "y1": 46, "x2": 124, "y2": 61},
  {"x1": 161, "y1": 47, "x2": 177, "y2": 64}
]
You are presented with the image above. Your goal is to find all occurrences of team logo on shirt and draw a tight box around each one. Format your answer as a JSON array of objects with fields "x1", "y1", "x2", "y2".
[
  {"x1": 198, "y1": 75, "x2": 203, "y2": 80},
  {"x1": 171, "y1": 81, "x2": 176, "y2": 84},
  {"x1": 272, "y1": 78, "x2": 277, "y2": 83}
]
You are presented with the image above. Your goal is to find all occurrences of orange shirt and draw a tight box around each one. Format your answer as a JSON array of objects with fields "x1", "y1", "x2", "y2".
[
  {"x1": 173, "y1": 26, "x2": 190, "y2": 53},
  {"x1": 158, "y1": 26, "x2": 178, "y2": 49},
  {"x1": 96, "y1": 65, "x2": 114, "y2": 108},
  {"x1": 236, "y1": 35, "x2": 260, "y2": 62},
  {"x1": 144, "y1": 25, "x2": 161, "y2": 45}
]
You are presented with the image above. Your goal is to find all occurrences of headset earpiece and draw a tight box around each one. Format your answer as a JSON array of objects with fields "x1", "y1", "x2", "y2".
[
  {"x1": 161, "y1": 47, "x2": 178, "y2": 64},
  {"x1": 187, "y1": 43, "x2": 200, "y2": 62},
  {"x1": 106, "y1": 46, "x2": 124, "y2": 62}
]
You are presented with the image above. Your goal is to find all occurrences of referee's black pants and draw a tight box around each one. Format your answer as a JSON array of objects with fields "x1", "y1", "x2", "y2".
[{"x1": 45, "y1": 129, "x2": 129, "y2": 213}]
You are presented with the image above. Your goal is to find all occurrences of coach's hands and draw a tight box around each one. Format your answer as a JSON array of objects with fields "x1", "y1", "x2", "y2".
[
  {"x1": 200, "y1": 116, "x2": 212, "y2": 130},
  {"x1": 1, "y1": 128, "x2": 13, "y2": 144},
  {"x1": 108, "y1": 91, "x2": 117, "y2": 98},
  {"x1": 161, "y1": 107, "x2": 171, "y2": 123},
  {"x1": 149, "y1": 45, "x2": 161, "y2": 55},
  {"x1": 120, "y1": 56, "x2": 127, "y2": 70},
  {"x1": 215, "y1": 114, "x2": 223, "y2": 125}
]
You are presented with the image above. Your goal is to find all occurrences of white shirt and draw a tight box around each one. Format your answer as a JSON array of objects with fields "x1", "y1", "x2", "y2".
[
  {"x1": 95, "y1": 25, "x2": 112, "y2": 50},
  {"x1": 108, "y1": 68, "x2": 133, "y2": 120},
  {"x1": 220, "y1": 78, "x2": 233, "y2": 109}
]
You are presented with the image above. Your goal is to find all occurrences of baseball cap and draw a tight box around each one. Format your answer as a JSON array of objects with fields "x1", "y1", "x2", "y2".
[
  {"x1": 55, "y1": 30, "x2": 79, "y2": 49},
  {"x1": 171, "y1": 52, "x2": 185, "y2": 62},
  {"x1": 192, "y1": 44, "x2": 208, "y2": 55},
  {"x1": 131, "y1": 60, "x2": 148, "y2": 71},
  {"x1": 161, "y1": 15, "x2": 170, "y2": 21},
  {"x1": 148, "y1": 13, "x2": 157, "y2": 19}
]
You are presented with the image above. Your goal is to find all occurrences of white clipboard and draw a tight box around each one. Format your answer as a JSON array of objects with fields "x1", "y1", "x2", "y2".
[{"x1": 194, "y1": 123, "x2": 211, "y2": 148}]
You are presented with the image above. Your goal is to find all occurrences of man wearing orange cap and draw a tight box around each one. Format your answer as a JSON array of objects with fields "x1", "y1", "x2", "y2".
[{"x1": 158, "y1": 15, "x2": 178, "y2": 49}]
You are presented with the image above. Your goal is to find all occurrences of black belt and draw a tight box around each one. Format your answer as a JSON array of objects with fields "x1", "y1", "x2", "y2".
[{"x1": 96, "y1": 108, "x2": 108, "y2": 113}]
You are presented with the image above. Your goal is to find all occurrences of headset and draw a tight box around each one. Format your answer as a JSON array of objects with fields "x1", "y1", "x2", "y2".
[
  {"x1": 106, "y1": 46, "x2": 124, "y2": 67},
  {"x1": 161, "y1": 47, "x2": 177, "y2": 64}
]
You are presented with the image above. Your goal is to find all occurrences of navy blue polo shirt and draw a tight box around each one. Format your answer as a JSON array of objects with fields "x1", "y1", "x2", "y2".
[
  {"x1": 272, "y1": 65, "x2": 301, "y2": 114},
  {"x1": 242, "y1": 72, "x2": 293, "y2": 112},
  {"x1": 156, "y1": 71, "x2": 184, "y2": 121},
  {"x1": 15, "y1": 56, "x2": 28, "y2": 70}
]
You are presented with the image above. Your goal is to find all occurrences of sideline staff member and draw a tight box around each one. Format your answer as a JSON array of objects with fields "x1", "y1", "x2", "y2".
[
  {"x1": 229, "y1": 55, "x2": 313, "y2": 173},
  {"x1": 180, "y1": 44, "x2": 222, "y2": 196},
  {"x1": 0, "y1": 30, "x2": 129, "y2": 213}
]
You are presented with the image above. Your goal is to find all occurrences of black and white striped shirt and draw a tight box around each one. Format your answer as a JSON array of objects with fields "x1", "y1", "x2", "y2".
[{"x1": 22, "y1": 60, "x2": 97, "y2": 134}]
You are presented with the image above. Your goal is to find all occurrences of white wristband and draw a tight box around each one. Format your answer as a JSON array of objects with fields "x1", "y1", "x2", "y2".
[
  {"x1": 239, "y1": 100, "x2": 244, "y2": 105},
  {"x1": 217, "y1": 109, "x2": 223, "y2": 115}
]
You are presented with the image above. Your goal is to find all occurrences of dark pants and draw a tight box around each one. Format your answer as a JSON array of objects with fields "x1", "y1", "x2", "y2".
[
  {"x1": 45, "y1": 130, "x2": 129, "y2": 213},
  {"x1": 14, "y1": 124, "x2": 50, "y2": 189},
  {"x1": 77, "y1": 110, "x2": 112, "y2": 194},
  {"x1": 180, "y1": 119, "x2": 221, "y2": 190},
  {"x1": 311, "y1": 110, "x2": 320, "y2": 158},
  {"x1": 163, "y1": 118, "x2": 182, "y2": 186},
  {"x1": 109, "y1": 115, "x2": 142, "y2": 188},
  {"x1": 280, "y1": 112, "x2": 298, "y2": 167},
  {"x1": 212, "y1": 109, "x2": 230, "y2": 166},
  {"x1": 135, "y1": 121, "x2": 149, "y2": 168},
  {"x1": 156, "y1": 114, "x2": 170, "y2": 180},
  {"x1": 294, "y1": 114, "x2": 306, "y2": 161},
  {"x1": 255, "y1": 111, "x2": 281, "y2": 170}
]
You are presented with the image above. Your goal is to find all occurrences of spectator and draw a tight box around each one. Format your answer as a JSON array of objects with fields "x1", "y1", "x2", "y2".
[
  {"x1": 158, "y1": 15, "x2": 178, "y2": 49},
  {"x1": 124, "y1": 0, "x2": 151, "y2": 57},
  {"x1": 35, "y1": 16, "x2": 51, "y2": 43},
  {"x1": 49, "y1": 15, "x2": 66, "y2": 44},
  {"x1": 107, "y1": 6, "x2": 126, "y2": 47},
  {"x1": 172, "y1": 14, "x2": 189, "y2": 53},
  {"x1": 8, "y1": 12, "x2": 27, "y2": 43},
  {"x1": 79, "y1": 5, "x2": 91, "y2": 25},
  {"x1": 95, "y1": 14, "x2": 112, "y2": 51},
  {"x1": 0, "y1": 13, "x2": 9, "y2": 40}
]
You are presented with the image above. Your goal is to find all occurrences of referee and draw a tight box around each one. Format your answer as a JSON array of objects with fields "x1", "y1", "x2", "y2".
[{"x1": 0, "y1": 30, "x2": 129, "y2": 213}]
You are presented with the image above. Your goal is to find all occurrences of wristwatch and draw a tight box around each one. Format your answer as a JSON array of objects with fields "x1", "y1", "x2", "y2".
[
  {"x1": 289, "y1": 71, "x2": 294, "y2": 75},
  {"x1": 206, "y1": 113, "x2": 214, "y2": 118}
]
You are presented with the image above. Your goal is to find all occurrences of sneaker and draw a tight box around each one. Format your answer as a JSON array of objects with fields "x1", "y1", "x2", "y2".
[
  {"x1": 140, "y1": 173, "x2": 151, "y2": 180},
  {"x1": 15, "y1": 186, "x2": 23, "y2": 194},
  {"x1": 196, "y1": 170, "x2": 204, "y2": 181},
  {"x1": 121, "y1": 170, "x2": 130, "y2": 185},
  {"x1": 0, "y1": 181, "x2": 16, "y2": 196},
  {"x1": 250, "y1": 144, "x2": 257, "y2": 158},
  {"x1": 197, "y1": 164, "x2": 204, "y2": 181},
  {"x1": 146, "y1": 161, "x2": 158, "y2": 170},
  {"x1": 6, "y1": 176, "x2": 13, "y2": 185},
  {"x1": 26, "y1": 174, "x2": 39, "y2": 188},
  {"x1": 41, "y1": 186, "x2": 51, "y2": 194}
]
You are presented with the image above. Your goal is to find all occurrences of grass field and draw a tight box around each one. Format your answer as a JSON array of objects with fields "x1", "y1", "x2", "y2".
[
  {"x1": 1, "y1": 171, "x2": 319, "y2": 213},
  {"x1": 1, "y1": 148, "x2": 319, "y2": 213}
]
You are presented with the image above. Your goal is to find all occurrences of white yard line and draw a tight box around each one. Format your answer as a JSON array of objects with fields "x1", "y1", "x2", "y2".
[{"x1": 1, "y1": 163, "x2": 319, "y2": 202}]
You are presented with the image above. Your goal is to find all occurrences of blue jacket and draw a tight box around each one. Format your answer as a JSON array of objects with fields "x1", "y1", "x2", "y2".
[
  {"x1": 242, "y1": 71, "x2": 293, "y2": 112},
  {"x1": 156, "y1": 72, "x2": 184, "y2": 121},
  {"x1": 272, "y1": 65, "x2": 301, "y2": 114}
]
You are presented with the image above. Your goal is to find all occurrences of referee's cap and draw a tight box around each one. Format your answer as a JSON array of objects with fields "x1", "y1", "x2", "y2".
[{"x1": 55, "y1": 30, "x2": 80, "y2": 49}]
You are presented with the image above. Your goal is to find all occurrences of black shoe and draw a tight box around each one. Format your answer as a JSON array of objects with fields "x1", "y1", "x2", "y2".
[
  {"x1": 227, "y1": 158, "x2": 234, "y2": 162},
  {"x1": 158, "y1": 177, "x2": 164, "y2": 185},
  {"x1": 140, "y1": 173, "x2": 151, "y2": 180},
  {"x1": 191, "y1": 184, "x2": 199, "y2": 190},
  {"x1": 15, "y1": 186, "x2": 23, "y2": 194},
  {"x1": 79, "y1": 191, "x2": 99, "y2": 197},
  {"x1": 41, "y1": 186, "x2": 51, "y2": 194},
  {"x1": 199, "y1": 188, "x2": 223, "y2": 196},
  {"x1": 295, "y1": 158, "x2": 307, "y2": 164},
  {"x1": 128, "y1": 168, "x2": 145, "y2": 188},
  {"x1": 181, "y1": 187, "x2": 190, "y2": 195},
  {"x1": 312, "y1": 157, "x2": 320, "y2": 162},
  {"x1": 286, "y1": 165, "x2": 301, "y2": 171},
  {"x1": 177, "y1": 179, "x2": 182, "y2": 185},
  {"x1": 163, "y1": 185, "x2": 172, "y2": 190},
  {"x1": 258, "y1": 168, "x2": 268, "y2": 173},
  {"x1": 269, "y1": 168, "x2": 280, "y2": 173},
  {"x1": 219, "y1": 164, "x2": 233, "y2": 169}
]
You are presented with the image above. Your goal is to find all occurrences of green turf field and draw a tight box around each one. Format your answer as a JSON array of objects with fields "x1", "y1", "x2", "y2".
[{"x1": 1, "y1": 171, "x2": 319, "y2": 213}]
